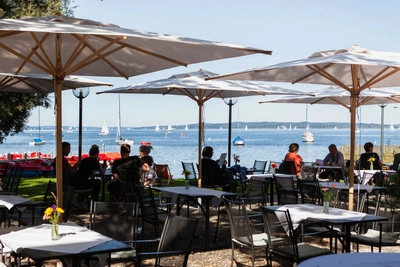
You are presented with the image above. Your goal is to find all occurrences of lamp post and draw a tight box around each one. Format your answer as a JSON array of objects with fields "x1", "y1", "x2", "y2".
[
  {"x1": 379, "y1": 104, "x2": 387, "y2": 160},
  {"x1": 72, "y1": 88, "x2": 90, "y2": 161},
  {"x1": 224, "y1": 98, "x2": 238, "y2": 166}
]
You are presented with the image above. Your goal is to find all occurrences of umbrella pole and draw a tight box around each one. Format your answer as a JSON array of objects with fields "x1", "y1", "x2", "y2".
[
  {"x1": 198, "y1": 103, "x2": 203, "y2": 187},
  {"x1": 55, "y1": 78, "x2": 63, "y2": 211}
]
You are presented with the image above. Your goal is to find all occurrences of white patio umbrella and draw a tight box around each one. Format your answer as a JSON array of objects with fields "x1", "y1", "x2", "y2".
[
  {"x1": 0, "y1": 73, "x2": 112, "y2": 93},
  {"x1": 209, "y1": 45, "x2": 400, "y2": 210},
  {"x1": 0, "y1": 15, "x2": 271, "y2": 207},
  {"x1": 98, "y1": 69, "x2": 305, "y2": 186}
]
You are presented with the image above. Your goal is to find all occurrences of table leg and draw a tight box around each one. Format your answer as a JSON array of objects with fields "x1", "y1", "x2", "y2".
[
  {"x1": 205, "y1": 198, "x2": 210, "y2": 247},
  {"x1": 270, "y1": 179, "x2": 274, "y2": 206},
  {"x1": 345, "y1": 225, "x2": 351, "y2": 253}
]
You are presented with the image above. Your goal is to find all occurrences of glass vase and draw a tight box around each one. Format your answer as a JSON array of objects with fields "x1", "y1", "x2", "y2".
[
  {"x1": 323, "y1": 201, "x2": 329, "y2": 213},
  {"x1": 370, "y1": 163, "x2": 374, "y2": 170},
  {"x1": 51, "y1": 223, "x2": 59, "y2": 240},
  {"x1": 185, "y1": 180, "x2": 189, "y2": 189}
]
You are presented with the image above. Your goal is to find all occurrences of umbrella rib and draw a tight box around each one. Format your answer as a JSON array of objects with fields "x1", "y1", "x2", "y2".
[
  {"x1": 309, "y1": 65, "x2": 351, "y2": 90},
  {"x1": 0, "y1": 42, "x2": 50, "y2": 74},
  {"x1": 360, "y1": 67, "x2": 400, "y2": 90},
  {"x1": 289, "y1": 63, "x2": 333, "y2": 84},
  {"x1": 25, "y1": 33, "x2": 54, "y2": 74},
  {"x1": 62, "y1": 34, "x2": 89, "y2": 73},
  {"x1": 66, "y1": 35, "x2": 129, "y2": 78},
  {"x1": 96, "y1": 35, "x2": 189, "y2": 67}
]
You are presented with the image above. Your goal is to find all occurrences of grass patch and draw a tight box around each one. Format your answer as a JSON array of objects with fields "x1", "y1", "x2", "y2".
[{"x1": 19, "y1": 177, "x2": 56, "y2": 202}]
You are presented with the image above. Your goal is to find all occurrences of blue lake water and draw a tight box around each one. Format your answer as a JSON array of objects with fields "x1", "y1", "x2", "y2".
[{"x1": 2, "y1": 127, "x2": 400, "y2": 177}]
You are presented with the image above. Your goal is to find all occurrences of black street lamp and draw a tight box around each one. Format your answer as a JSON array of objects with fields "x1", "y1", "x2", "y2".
[
  {"x1": 224, "y1": 98, "x2": 238, "y2": 166},
  {"x1": 72, "y1": 88, "x2": 90, "y2": 161},
  {"x1": 379, "y1": 104, "x2": 387, "y2": 160}
]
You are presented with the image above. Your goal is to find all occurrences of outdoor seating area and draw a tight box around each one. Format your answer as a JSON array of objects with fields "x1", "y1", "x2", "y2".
[{"x1": 0, "y1": 158, "x2": 399, "y2": 266}]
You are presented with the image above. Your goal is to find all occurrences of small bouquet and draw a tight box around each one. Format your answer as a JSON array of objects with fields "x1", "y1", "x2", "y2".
[
  {"x1": 43, "y1": 193, "x2": 64, "y2": 224},
  {"x1": 367, "y1": 157, "x2": 375, "y2": 170},
  {"x1": 321, "y1": 184, "x2": 336, "y2": 202},
  {"x1": 182, "y1": 169, "x2": 191, "y2": 180},
  {"x1": 233, "y1": 154, "x2": 240, "y2": 164}
]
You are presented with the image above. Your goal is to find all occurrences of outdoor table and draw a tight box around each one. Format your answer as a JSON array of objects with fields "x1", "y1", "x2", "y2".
[
  {"x1": 152, "y1": 186, "x2": 236, "y2": 247},
  {"x1": 0, "y1": 195, "x2": 36, "y2": 227},
  {"x1": 298, "y1": 252, "x2": 400, "y2": 267},
  {"x1": 318, "y1": 181, "x2": 385, "y2": 193},
  {"x1": 246, "y1": 173, "x2": 274, "y2": 206},
  {"x1": 0, "y1": 222, "x2": 131, "y2": 266},
  {"x1": 265, "y1": 203, "x2": 388, "y2": 253}
]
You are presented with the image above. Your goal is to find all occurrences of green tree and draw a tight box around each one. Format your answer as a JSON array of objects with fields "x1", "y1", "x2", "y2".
[{"x1": 0, "y1": 0, "x2": 75, "y2": 143}]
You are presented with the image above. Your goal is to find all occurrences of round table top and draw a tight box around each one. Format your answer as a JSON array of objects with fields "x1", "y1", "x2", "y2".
[{"x1": 298, "y1": 253, "x2": 400, "y2": 267}]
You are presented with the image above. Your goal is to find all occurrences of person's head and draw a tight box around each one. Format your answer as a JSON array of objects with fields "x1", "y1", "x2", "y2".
[
  {"x1": 89, "y1": 144, "x2": 100, "y2": 157},
  {"x1": 120, "y1": 144, "x2": 131, "y2": 158},
  {"x1": 328, "y1": 144, "x2": 338, "y2": 155},
  {"x1": 364, "y1": 142, "x2": 374, "y2": 152},
  {"x1": 141, "y1": 155, "x2": 154, "y2": 166},
  {"x1": 202, "y1": 146, "x2": 213, "y2": 158},
  {"x1": 62, "y1": 142, "x2": 71, "y2": 156},
  {"x1": 139, "y1": 145, "x2": 152, "y2": 157},
  {"x1": 288, "y1": 143, "x2": 299, "y2": 153}
]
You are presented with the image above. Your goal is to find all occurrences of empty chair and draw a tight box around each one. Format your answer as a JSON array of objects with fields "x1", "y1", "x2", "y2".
[
  {"x1": 248, "y1": 160, "x2": 268, "y2": 174},
  {"x1": 8, "y1": 167, "x2": 23, "y2": 195},
  {"x1": 181, "y1": 162, "x2": 197, "y2": 186},
  {"x1": 299, "y1": 165, "x2": 317, "y2": 181},
  {"x1": 155, "y1": 164, "x2": 173, "y2": 186},
  {"x1": 283, "y1": 161, "x2": 297, "y2": 175},
  {"x1": 135, "y1": 215, "x2": 198, "y2": 267},
  {"x1": 261, "y1": 206, "x2": 332, "y2": 266},
  {"x1": 297, "y1": 179, "x2": 321, "y2": 205},
  {"x1": 89, "y1": 201, "x2": 138, "y2": 265},
  {"x1": 274, "y1": 174, "x2": 298, "y2": 205},
  {"x1": 222, "y1": 196, "x2": 269, "y2": 267}
]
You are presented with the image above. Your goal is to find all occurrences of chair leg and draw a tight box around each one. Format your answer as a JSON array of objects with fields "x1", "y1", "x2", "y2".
[{"x1": 214, "y1": 205, "x2": 221, "y2": 243}]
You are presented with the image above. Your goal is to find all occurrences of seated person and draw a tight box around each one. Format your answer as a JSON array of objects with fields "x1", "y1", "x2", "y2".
[
  {"x1": 54, "y1": 141, "x2": 79, "y2": 185},
  {"x1": 317, "y1": 144, "x2": 344, "y2": 180},
  {"x1": 201, "y1": 146, "x2": 229, "y2": 190},
  {"x1": 392, "y1": 151, "x2": 400, "y2": 171},
  {"x1": 359, "y1": 142, "x2": 382, "y2": 170},
  {"x1": 284, "y1": 143, "x2": 303, "y2": 176},
  {"x1": 108, "y1": 144, "x2": 149, "y2": 201},
  {"x1": 140, "y1": 155, "x2": 157, "y2": 187},
  {"x1": 72, "y1": 145, "x2": 104, "y2": 210}
]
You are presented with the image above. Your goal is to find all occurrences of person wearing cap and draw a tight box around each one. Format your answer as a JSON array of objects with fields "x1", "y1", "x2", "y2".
[{"x1": 392, "y1": 148, "x2": 400, "y2": 170}]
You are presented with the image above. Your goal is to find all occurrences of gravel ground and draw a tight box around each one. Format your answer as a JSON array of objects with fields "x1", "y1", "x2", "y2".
[{"x1": 4, "y1": 202, "x2": 400, "y2": 267}]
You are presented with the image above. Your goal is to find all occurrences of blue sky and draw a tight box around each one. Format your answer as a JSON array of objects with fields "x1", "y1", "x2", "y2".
[{"x1": 27, "y1": 0, "x2": 400, "y2": 128}]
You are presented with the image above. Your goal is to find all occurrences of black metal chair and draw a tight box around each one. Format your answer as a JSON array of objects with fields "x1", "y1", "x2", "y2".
[
  {"x1": 273, "y1": 174, "x2": 299, "y2": 205},
  {"x1": 181, "y1": 162, "x2": 197, "y2": 186}
]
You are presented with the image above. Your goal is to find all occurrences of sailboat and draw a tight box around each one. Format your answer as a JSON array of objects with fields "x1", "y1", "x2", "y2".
[
  {"x1": 155, "y1": 124, "x2": 160, "y2": 132},
  {"x1": 185, "y1": 125, "x2": 189, "y2": 131},
  {"x1": 167, "y1": 123, "x2": 173, "y2": 133},
  {"x1": 289, "y1": 124, "x2": 292, "y2": 131},
  {"x1": 116, "y1": 95, "x2": 133, "y2": 145},
  {"x1": 302, "y1": 105, "x2": 314, "y2": 142},
  {"x1": 245, "y1": 125, "x2": 248, "y2": 131},
  {"x1": 390, "y1": 123, "x2": 395, "y2": 131},
  {"x1": 233, "y1": 101, "x2": 245, "y2": 146},
  {"x1": 67, "y1": 126, "x2": 73, "y2": 133},
  {"x1": 99, "y1": 120, "x2": 110, "y2": 135},
  {"x1": 29, "y1": 108, "x2": 45, "y2": 146}
]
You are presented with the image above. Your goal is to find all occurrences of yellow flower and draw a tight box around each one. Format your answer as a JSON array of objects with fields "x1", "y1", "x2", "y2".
[
  {"x1": 367, "y1": 157, "x2": 375, "y2": 163},
  {"x1": 56, "y1": 207, "x2": 64, "y2": 214}
]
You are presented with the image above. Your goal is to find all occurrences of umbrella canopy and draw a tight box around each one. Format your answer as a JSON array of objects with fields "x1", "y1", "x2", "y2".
[
  {"x1": 0, "y1": 73, "x2": 112, "y2": 93},
  {"x1": 209, "y1": 45, "x2": 400, "y2": 210},
  {"x1": 259, "y1": 86, "x2": 400, "y2": 107},
  {"x1": 98, "y1": 69, "x2": 305, "y2": 185},
  {"x1": 0, "y1": 15, "x2": 271, "y2": 207}
]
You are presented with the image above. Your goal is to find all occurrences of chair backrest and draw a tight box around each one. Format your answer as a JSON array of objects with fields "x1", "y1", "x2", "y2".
[
  {"x1": 244, "y1": 178, "x2": 268, "y2": 206},
  {"x1": 89, "y1": 201, "x2": 137, "y2": 242},
  {"x1": 43, "y1": 180, "x2": 57, "y2": 207},
  {"x1": 251, "y1": 160, "x2": 268, "y2": 174},
  {"x1": 261, "y1": 206, "x2": 298, "y2": 259},
  {"x1": 337, "y1": 191, "x2": 367, "y2": 212},
  {"x1": 224, "y1": 169, "x2": 238, "y2": 193},
  {"x1": 62, "y1": 185, "x2": 75, "y2": 222},
  {"x1": 157, "y1": 215, "x2": 198, "y2": 259},
  {"x1": 1, "y1": 164, "x2": 15, "y2": 192},
  {"x1": 274, "y1": 174, "x2": 298, "y2": 205},
  {"x1": 8, "y1": 168, "x2": 23, "y2": 195},
  {"x1": 181, "y1": 162, "x2": 197, "y2": 179},
  {"x1": 119, "y1": 181, "x2": 136, "y2": 202},
  {"x1": 133, "y1": 183, "x2": 158, "y2": 221},
  {"x1": 297, "y1": 179, "x2": 321, "y2": 204},
  {"x1": 283, "y1": 161, "x2": 297, "y2": 175},
  {"x1": 299, "y1": 165, "x2": 316, "y2": 180},
  {"x1": 120, "y1": 169, "x2": 139, "y2": 185},
  {"x1": 222, "y1": 196, "x2": 255, "y2": 246},
  {"x1": 155, "y1": 164, "x2": 173, "y2": 186}
]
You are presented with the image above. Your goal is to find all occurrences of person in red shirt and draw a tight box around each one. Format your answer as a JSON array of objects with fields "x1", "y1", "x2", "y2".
[{"x1": 284, "y1": 143, "x2": 303, "y2": 176}]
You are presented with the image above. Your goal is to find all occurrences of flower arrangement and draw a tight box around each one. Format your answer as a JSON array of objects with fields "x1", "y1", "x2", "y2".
[
  {"x1": 321, "y1": 184, "x2": 336, "y2": 202},
  {"x1": 182, "y1": 169, "x2": 191, "y2": 180},
  {"x1": 233, "y1": 154, "x2": 240, "y2": 165},
  {"x1": 271, "y1": 163, "x2": 277, "y2": 169},
  {"x1": 43, "y1": 193, "x2": 64, "y2": 224},
  {"x1": 367, "y1": 157, "x2": 375, "y2": 170}
]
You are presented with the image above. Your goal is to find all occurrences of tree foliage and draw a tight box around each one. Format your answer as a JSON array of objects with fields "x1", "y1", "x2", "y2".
[{"x1": 0, "y1": 0, "x2": 75, "y2": 143}]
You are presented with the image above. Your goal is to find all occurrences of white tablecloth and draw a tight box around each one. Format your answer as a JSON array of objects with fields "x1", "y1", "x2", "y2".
[
  {"x1": 0, "y1": 195, "x2": 28, "y2": 210},
  {"x1": 319, "y1": 181, "x2": 377, "y2": 193},
  {"x1": 277, "y1": 204, "x2": 367, "y2": 229},
  {"x1": 298, "y1": 252, "x2": 400, "y2": 267},
  {"x1": 0, "y1": 224, "x2": 111, "y2": 254}
]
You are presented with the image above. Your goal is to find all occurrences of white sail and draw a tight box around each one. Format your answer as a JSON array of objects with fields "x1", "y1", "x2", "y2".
[
  {"x1": 155, "y1": 124, "x2": 160, "y2": 132},
  {"x1": 99, "y1": 120, "x2": 110, "y2": 135},
  {"x1": 245, "y1": 125, "x2": 248, "y2": 131},
  {"x1": 390, "y1": 123, "x2": 395, "y2": 131},
  {"x1": 67, "y1": 126, "x2": 73, "y2": 133},
  {"x1": 167, "y1": 122, "x2": 173, "y2": 132},
  {"x1": 116, "y1": 95, "x2": 133, "y2": 145},
  {"x1": 302, "y1": 105, "x2": 314, "y2": 142},
  {"x1": 185, "y1": 125, "x2": 189, "y2": 131}
]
